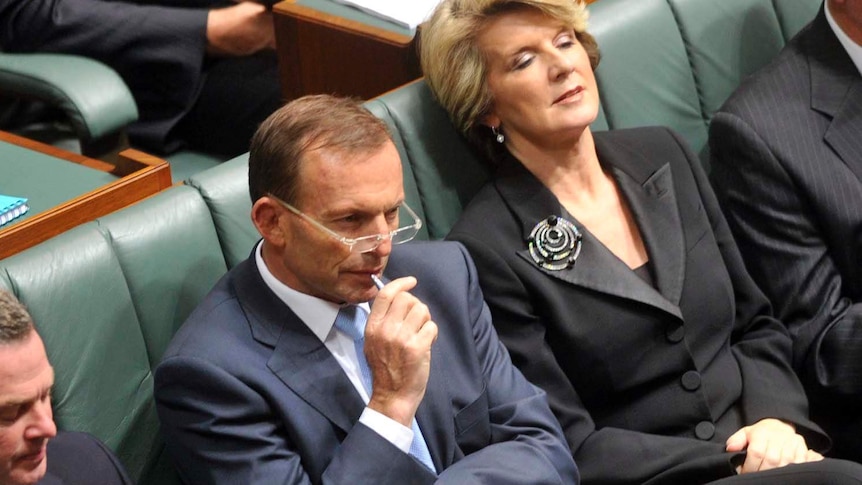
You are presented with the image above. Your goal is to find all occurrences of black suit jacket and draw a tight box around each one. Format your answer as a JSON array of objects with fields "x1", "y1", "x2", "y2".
[
  {"x1": 41, "y1": 431, "x2": 131, "y2": 484},
  {"x1": 709, "y1": 7, "x2": 862, "y2": 460},
  {"x1": 155, "y1": 241, "x2": 578, "y2": 484},
  {"x1": 448, "y1": 127, "x2": 826, "y2": 484}
]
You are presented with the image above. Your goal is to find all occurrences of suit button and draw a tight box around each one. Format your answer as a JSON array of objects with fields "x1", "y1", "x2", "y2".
[
  {"x1": 681, "y1": 371, "x2": 701, "y2": 391},
  {"x1": 666, "y1": 325, "x2": 684, "y2": 343},
  {"x1": 695, "y1": 421, "x2": 715, "y2": 440}
]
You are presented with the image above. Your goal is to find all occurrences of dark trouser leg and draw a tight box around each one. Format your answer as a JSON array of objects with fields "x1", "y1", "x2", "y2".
[
  {"x1": 709, "y1": 459, "x2": 862, "y2": 484},
  {"x1": 172, "y1": 49, "x2": 283, "y2": 158}
]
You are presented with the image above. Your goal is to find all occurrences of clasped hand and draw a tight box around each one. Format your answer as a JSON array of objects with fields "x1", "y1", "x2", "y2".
[
  {"x1": 206, "y1": 2, "x2": 275, "y2": 57},
  {"x1": 364, "y1": 277, "x2": 438, "y2": 427},
  {"x1": 726, "y1": 418, "x2": 823, "y2": 474}
]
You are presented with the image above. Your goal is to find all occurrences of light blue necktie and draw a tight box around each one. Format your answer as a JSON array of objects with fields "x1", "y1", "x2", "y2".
[{"x1": 334, "y1": 305, "x2": 437, "y2": 473}]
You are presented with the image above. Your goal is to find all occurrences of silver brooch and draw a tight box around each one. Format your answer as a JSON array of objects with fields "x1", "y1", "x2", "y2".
[{"x1": 527, "y1": 215, "x2": 582, "y2": 270}]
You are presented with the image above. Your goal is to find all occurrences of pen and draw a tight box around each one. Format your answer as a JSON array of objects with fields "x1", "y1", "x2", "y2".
[{"x1": 370, "y1": 274, "x2": 385, "y2": 289}]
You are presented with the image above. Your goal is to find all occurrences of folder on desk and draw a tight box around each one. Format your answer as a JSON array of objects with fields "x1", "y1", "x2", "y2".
[{"x1": 0, "y1": 195, "x2": 29, "y2": 227}]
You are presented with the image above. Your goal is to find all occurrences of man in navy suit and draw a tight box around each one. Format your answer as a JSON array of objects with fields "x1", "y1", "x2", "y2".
[
  {"x1": 154, "y1": 95, "x2": 577, "y2": 484},
  {"x1": 710, "y1": 0, "x2": 862, "y2": 461},
  {"x1": 0, "y1": 290, "x2": 131, "y2": 485}
]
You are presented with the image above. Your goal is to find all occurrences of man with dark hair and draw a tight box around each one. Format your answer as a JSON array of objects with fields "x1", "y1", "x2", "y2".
[
  {"x1": 154, "y1": 94, "x2": 578, "y2": 484},
  {"x1": 0, "y1": 290, "x2": 131, "y2": 485},
  {"x1": 710, "y1": 0, "x2": 862, "y2": 462}
]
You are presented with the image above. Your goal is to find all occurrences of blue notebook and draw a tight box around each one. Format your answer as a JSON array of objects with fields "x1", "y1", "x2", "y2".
[{"x1": 0, "y1": 195, "x2": 29, "y2": 228}]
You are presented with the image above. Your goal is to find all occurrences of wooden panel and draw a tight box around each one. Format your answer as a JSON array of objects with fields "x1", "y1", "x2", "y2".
[
  {"x1": 0, "y1": 131, "x2": 172, "y2": 260},
  {"x1": 274, "y1": 0, "x2": 421, "y2": 100}
]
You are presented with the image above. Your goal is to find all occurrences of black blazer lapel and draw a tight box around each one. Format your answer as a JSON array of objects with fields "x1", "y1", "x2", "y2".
[
  {"x1": 598, "y1": 136, "x2": 686, "y2": 309},
  {"x1": 806, "y1": 10, "x2": 862, "y2": 183},
  {"x1": 494, "y1": 145, "x2": 683, "y2": 320},
  {"x1": 232, "y1": 254, "x2": 365, "y2": 435}
]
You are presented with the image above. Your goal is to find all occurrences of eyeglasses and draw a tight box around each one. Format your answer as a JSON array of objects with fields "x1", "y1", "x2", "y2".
[{"x1": 268, "y1": 193, "x2": 423, "y2": 253}]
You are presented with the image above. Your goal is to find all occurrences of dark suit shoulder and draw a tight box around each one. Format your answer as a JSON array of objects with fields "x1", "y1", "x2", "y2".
[{"x1": 43, "y1": 432, "x2": 131, "y2": 484}]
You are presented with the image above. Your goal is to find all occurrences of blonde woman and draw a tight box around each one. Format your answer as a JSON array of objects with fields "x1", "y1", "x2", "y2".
[{"x1": 421, "y1": 0, "x2": 862, "y2": 483}]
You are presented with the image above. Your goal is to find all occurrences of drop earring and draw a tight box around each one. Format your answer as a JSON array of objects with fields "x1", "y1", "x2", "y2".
[{"x1": 492, "y1": 125, "x2": 505, "y2": 144}]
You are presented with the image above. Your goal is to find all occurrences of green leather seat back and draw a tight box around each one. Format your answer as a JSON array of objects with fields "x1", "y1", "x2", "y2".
[
  {"x1": 364, "y1": 96, "x2": 431, "y2": 241},
  {"x1": 366, "y1": 81, "x2": 491, "y2": 240},
  {"x1": 97, "y1": 186, "x2": 227, "y2": 367},
  {"x1": 589, "y1": 0, "x2": 707, "y2": 156},
  {"x1": 98, "y1": 186, "x2": 224, "y2": 485},
  {"x1": 588, "y1": 0, "x2": 819, "y2": 161},
  {"x1": 774, "y1": 0, "x2": 823, "y2": 41},
  {"x1": 666, "y1": 0, "x2": 786, "y2": 125},
  {"x1": 0, "y1": 224, "x2": 157, "y2": 481},
  {"x1": 186, "y1": 153, "x2": 259, "y2": 268}
]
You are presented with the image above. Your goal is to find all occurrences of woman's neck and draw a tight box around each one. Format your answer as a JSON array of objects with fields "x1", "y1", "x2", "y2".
[{"x1": 507, "y1": 127, "x2": 609, "y2": 205}]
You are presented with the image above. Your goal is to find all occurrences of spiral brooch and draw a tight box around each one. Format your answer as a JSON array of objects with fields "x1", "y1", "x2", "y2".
[{"x1": 527, "y1": 215, "x2": 583, "y2": 271}]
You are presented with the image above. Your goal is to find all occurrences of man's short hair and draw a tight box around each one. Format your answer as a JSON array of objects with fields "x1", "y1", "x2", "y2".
[
  {"x1": 0, "y1": 290, "x2": 34, "y2": 344},
  {"x1": 248, "y1": 95, "x2": 393, "y2": 206}
]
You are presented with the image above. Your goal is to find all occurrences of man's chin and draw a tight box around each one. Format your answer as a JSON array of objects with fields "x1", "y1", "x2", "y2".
[{"x1": 9, "y1": 455, "x2": 48, "y2": 485}]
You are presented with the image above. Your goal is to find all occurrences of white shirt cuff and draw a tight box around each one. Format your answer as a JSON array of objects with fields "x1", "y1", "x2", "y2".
[{"x1": 358, "y1": 407, "x2": 414, "y2": 454}]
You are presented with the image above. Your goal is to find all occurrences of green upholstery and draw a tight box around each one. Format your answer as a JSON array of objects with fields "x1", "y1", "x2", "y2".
[
  {"x1": 0, "y1": 183, "x2": 230, "y2": 485},
  {"x1": 185, "y1": 153, "x2": 258, "y2": 269},
  {"x1": 774, "y1": 0, "x2": 823, "y2": 41},
  {"x1": 0, "y1": 1, "x2": 822, "y2": 484},
  {"x1": 589, "y1": 0, "x2": 820, "y2": 162},
  {"x1": 364, "y1": 82, "x2": 484, "y2": 240},
  {"x1": 0, "y1": 53, "x2": 138, "y2": 141},
  {"x1": 0, "y1": 224, "x2": 159, "y2": 481},
  {"x1": 0, "y1": 52, "x2": 225, "y2": 181},
  {"x1": 590, "y1": 0, "x2": 708, "y2": 157}
]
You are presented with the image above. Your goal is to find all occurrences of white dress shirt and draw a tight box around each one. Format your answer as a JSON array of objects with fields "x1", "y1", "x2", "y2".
[
  {"x1": 254, "y1": 242, "x2": 415, "y2": 454},
  {"x1": 826, "y1": 1, "x2": 862, "y2": 76}
]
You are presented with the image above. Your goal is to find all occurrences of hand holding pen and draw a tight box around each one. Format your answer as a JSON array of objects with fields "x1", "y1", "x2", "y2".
[{"x1": 363, "y1": 274, "x2": 438, "y2": 427}]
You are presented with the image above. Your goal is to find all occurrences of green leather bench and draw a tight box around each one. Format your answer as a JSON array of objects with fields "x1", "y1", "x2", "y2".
[{"x1": 0, "y1": 1, "x2": 821, "y2": 483}]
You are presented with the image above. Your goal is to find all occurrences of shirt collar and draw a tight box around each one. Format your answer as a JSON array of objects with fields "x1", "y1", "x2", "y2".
[
  {"x1": 826, "y1": 2, "x2": 862, "y2": 77},
  {"x1": 254, "y1": 241, "x2": 370, "y2": 343}
]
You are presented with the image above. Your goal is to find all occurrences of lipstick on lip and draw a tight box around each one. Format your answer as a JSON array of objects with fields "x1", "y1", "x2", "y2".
[{"x1": 554, "y1": 85, "x2": 584, "y2": 104}]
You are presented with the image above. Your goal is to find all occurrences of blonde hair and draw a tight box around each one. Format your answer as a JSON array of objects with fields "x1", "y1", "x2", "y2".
[{"x1": 420, "y1": 0, "x2": 599, "y2": 158}]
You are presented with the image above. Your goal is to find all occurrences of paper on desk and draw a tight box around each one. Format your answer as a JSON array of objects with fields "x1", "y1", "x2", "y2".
[{"x1": 334, "y1": 0, "x2": 440, "y2": 30}]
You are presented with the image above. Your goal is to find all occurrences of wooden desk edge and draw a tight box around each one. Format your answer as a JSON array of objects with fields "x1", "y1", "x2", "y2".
[
  {"x1": 0, "y1": 148, "x2": 172, "y2": 260},
  {"x1": 274, "y1": 0, "x2": 414, "y2": 46}
]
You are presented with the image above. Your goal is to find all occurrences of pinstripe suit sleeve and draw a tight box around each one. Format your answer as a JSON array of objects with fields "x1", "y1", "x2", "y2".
[{"x1": 710, "y1": 109, "x2": 862, "y2": 399}]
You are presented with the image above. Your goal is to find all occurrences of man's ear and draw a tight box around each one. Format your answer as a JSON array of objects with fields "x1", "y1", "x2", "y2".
[{"x1": 252, "y1": 197, "x2": 286, "y2": 247}]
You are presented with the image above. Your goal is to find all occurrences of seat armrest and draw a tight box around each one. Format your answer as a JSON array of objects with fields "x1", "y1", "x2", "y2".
[{"x1": 0, "y1": 53, "x2": 138, "y2": 141}]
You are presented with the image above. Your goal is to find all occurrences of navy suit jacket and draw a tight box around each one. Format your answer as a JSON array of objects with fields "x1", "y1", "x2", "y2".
[
  {"x1": 448, "y1": 127, "x2": 826, "y2": 484},
  {"x1": 41, "y1": 431, "x2": 131, "y2": 484},
  {"x1": 710, "y1": 8, "x2": 862, "y2": 460},
  {"x1": 154, "y1": 241, "x2": 577, "y2": 484}
]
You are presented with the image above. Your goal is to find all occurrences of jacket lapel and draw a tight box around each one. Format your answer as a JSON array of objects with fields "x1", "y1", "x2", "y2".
[
  {"x1": 807, "y1": 10, "x2": 862, "y2": 183},
  {"x1": 495, "y1": 135, "x2": 684, "y2": 320},
  {"x1": 413, "y1": 330, "x2": 455, "y2": 471},
  {"x1": 232, "y1": 254, "x2": 365, "y2": 435}
]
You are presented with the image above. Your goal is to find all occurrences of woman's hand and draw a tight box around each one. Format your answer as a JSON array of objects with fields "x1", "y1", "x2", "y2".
[{"x1": 726, "y1": 418, "x2": 823, "y2": 474}]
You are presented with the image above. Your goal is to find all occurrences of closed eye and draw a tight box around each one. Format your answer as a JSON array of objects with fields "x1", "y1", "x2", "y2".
[{"x1": 512, "y1": 53, "x2": 535, "y2": 71}]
